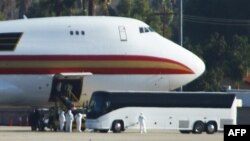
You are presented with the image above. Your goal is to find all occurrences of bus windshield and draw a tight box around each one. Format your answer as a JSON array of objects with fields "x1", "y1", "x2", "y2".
[{"x1": 87, "y1": 93, "x2": 110, "y2": 119}]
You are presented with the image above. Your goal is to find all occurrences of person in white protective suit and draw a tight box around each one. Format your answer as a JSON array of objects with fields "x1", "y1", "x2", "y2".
[
  {"x1": 75, "y1": 113, "x2": 83, "y2": 132},
  {"x1": 59, "y1": 110, "x2": 66, "y2": 131},
  {"x1": 138, "y1": 113, "x2": 147, "y2": 134},
  {"x1": 65, "y1": 110, "x2": 74, "y2": 132}
]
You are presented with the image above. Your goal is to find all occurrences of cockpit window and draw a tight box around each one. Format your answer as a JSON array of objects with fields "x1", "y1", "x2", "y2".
[
  {"x1": 139, "y1": 27, "x2": 144, "y2": 33},
  {"x1": 149, "y1": 27, "x2": 155, "y2": 32},
  {"x1": 139, "y1": 27, "x2": 154, "y2": 33}
]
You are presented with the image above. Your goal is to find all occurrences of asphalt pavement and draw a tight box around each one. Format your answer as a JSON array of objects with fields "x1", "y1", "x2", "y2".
[{"x1": 0, "y1": 126, "x2": 223, "y2": 141}]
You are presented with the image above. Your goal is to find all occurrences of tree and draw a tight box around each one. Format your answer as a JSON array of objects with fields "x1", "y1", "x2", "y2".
[
  {"x1": 130, "y1": 0, "x2": 150, "y2": 21},
  {"x1": 151, "y1": 0, "x2": 174, "y2": 38},
  {"x1": 16, "y1": 0, "x2": 32, "y2": 18},
  {"x1": 116, "y1": 0, "x2": 170, "y2": 37},
  {"x1": 88, "y1": 0, "x2": 96, "y2": 15},
  {"x1": 116, "y1": 0, "x2": 132, "y2": 17},
  {"x1": 0, "y1": 12, "x2": 5, "y2": 20},
  {"x1": 97, "y1": 0, "x2": 112, "y2": 15},
  {"x1": 203, "y1": 33, "x2": 227, "y2": 70},
  {"x1": 27, "y1": 0, "x2": 84, "y2": 17},
  {"x1": 184, "y1": 33, "x2": 227, "y2": 91},
  {"x1": 225, "y1": 35, "x2": 250, "y2": 87},
  {"x1": 81, "y1": 0, "x2": 87, "y2": 15},
  {"x1": 184, "y1": 32, "x2": 250, "y2": 91},
  {"x1": 184, "y1": 0, "x2": 250, "y2": 44}
]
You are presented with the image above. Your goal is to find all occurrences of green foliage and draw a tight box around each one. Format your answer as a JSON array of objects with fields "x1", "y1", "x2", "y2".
[
  {"x1": 27, "y1": 0, "x2": 84, "y2": 17},
  {"x1": 116, "y1": 0, "x2": 174, "y2": 37},
  {"x1": 183, "y1": 0, "x2": 250, "y2": 90},
  {"x1": 130, "y1": 0, "x2": 150, "y2": 21},
  {"x1": 185, "y1": 32, "x2": 250, "y2": 91},
  {"x1": 184, "y1": 0, "x2": 250, "y2": 44},
  {"x1": 0, "y1": 12, "x2": 5, "y2": 20},
  {"x1": 145, "y1": 13, "x2": 162, "y2": 35},
  {"x1": 117, "y1": 0, "x2": 131, "y2": 16}
]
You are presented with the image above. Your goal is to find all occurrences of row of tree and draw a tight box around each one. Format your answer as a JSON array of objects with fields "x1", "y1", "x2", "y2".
[
  {"x1": 184, "y1": 33, "x2": 250, "y2": 91},
  {"x1": 183, "y1": 0, "x2": 250, "y2": 91},
  {"x1": 0, "y1": 0, "x2": 176, "y2": 38}
]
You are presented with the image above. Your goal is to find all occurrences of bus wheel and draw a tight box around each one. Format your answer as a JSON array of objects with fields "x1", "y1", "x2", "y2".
[
  {"x1": 192, "y1": 121, "x2": 205, "y2": 134},
  {"x1": 99, "y1": 129, "x2": 109, "y2": 133},
  {"x1": 112, "y1": 121, "x2": 123, "y2": 133},
  {"x1": 179, "y1": 130, "x2": 191, "y2": 134},
  {"x1": 206, "y1": 121, "x2": 217, "y2": 134}
]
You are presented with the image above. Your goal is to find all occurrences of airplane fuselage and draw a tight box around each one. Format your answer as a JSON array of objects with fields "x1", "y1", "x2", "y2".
[{"x1": 0, "y1": 16, "x2": 205, "y2": 107}]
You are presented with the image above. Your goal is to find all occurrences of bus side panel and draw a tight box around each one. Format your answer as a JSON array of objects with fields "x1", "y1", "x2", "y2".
[{"x1": 87, "y1": 106, "x2": 237, "y2": 132}]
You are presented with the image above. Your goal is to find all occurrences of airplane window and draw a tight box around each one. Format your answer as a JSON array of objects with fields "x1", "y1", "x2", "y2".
[
  {"x1": 75, "y1": 31, "x2": 79, "y2": 35},
  {"x1": 70, "y1": 31, "x2": 73, "y2": 35},
  {"x1": 139, "y1": 27, "x2": 144, "y2": 33},
  {"x1": 139, "y1": 27, "x2": 155, "y2": 33},
  {"x1": 81, "y1": 31, "x2": 85, "y2": 35}
]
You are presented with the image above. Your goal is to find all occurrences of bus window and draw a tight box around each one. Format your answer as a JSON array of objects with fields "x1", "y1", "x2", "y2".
[{"x1": 87, "y1": 93, "x2": 110, "y2": 119}]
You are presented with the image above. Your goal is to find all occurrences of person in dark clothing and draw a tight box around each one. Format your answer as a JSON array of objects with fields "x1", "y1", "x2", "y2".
[
  {"x1": 29, "y1": 108, "x2": 40, "y2": 131},
  {"x1": 60, "y1": 83, "x2": 75, "y2": 109},
  {"x1": 29, "y1": 109, "x2": 37, "y2": 131},
  {"x1": 38, "y1": 111, "x2": 46, "y2": 131}
]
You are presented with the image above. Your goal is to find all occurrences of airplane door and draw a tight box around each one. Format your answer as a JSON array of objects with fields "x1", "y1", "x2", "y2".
[
  {"x1": 118, "y1": 26, "x2": 127, "y2": 41},
  {"x1": 49, "y1": 75, "x2": 83, "y2": 103}
]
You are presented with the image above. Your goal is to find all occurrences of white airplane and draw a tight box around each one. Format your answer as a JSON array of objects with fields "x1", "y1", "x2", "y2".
[{"x1": 0, "y1": 16, "x2": 205, "y2": 107}]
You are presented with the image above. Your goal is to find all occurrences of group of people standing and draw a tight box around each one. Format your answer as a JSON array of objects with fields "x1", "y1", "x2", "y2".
[
  {"x1": 29, "y1": 108, "x2": 83, "y2": 132},
  {"x1": 29, "y1": 109, "x2": 47, "y2": 131},
  {"x1": 55, "y1": 82, "x2": 83, "y2": 132},
  {"x1": 59, "y1": 109, "x2": 83, "y2": 132}
]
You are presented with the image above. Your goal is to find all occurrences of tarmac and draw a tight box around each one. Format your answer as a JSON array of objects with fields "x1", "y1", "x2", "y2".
[{"x1": 0, "y1": 126, "x2": 223, "y2": 141}]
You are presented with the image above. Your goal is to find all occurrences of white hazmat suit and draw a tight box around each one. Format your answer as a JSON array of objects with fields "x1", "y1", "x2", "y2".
[
  {"x1": 138, "y1": 113, "x2": 147, "y2": 133},
  {"x1": 65, "y1": 110, "x2": 74, "y2": 132},
  {"x1": 59, "y1": 111, "x2": 66, "y2": 131},
  {"x1": 75, "y1": 113, "x2": 83, "y2": 132}
]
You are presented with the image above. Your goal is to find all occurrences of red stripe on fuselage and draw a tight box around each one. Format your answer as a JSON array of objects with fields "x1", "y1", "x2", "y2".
[
  {"x1": 0, "y1": 55, "x2": 185, "y2": 65},
  {"x1": 0, "y1": 68, "x2": 192, "y2": 74},
  {"x1": 0, "y1": 55, "x2": 194, "y2": 74}
]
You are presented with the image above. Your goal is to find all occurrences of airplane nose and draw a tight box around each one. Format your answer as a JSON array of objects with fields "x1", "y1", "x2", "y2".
[
  {"x1": 192, "y1": 55, "x2": 205, "y2": 78},
  {"x1": 153, "y1": 34, "x2": 205, "y2": 80},
  {"x1": 168, "y1": 42, "x2": 205, "y2": 79}
]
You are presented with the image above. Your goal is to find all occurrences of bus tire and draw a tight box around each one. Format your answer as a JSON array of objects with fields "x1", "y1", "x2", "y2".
[
  {"x1": 112, "y1": 120, "x2": 123, "y2": 133},
  {"x1": 192, "y1": 121, "x2": 205, "y2": 134},
  {"x1": 206, "y1": 121, "x2": 217, "y2": 134},
  {"x1": 179, "y1": 130, "x2": 191, "y2": 134},
  {"x1": 99, "y1": 129, "x2": 109, "y2": 133}
]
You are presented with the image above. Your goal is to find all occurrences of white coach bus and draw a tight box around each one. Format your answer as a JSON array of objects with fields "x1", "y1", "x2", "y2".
[{"x1": 86, "y1": 91, "x2": 237, "y2": 134}]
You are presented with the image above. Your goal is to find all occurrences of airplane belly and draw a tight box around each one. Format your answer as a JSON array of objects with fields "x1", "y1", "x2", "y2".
[
  {"x1": 82, "y1": 74, "x2": 196, "y2": 101},
  {"x1": 0, "y1": 74, "x2": 196, "y2": 107},
  {"x1": 0, "y1": 75, "x2": 53, "y2": 107}
]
